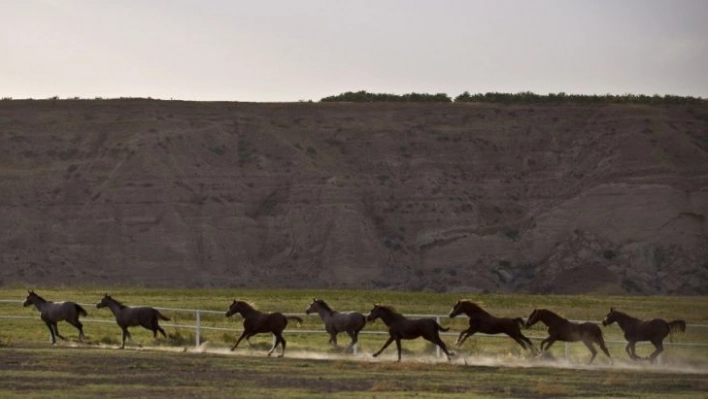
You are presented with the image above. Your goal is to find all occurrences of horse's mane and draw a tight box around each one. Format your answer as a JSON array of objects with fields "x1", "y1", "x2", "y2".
[
  {"x1": 458, "y1": 299, "x2": 489, "y2": 315},
  {"x1": 28, "y1": 291, "x2": 48, "y2": 303},
  {"x1": 235, "y1": 300, "x2": 256, "y2": 310},
  {"x1": 105, "y1": 295, "x2": 128, "y2": 309},
  {"x1": 313, "y1": 299, "x2": 333, "y2": 312},
  {"x1": 374, "y1": 304, "x2": 398, "y2": 314}
]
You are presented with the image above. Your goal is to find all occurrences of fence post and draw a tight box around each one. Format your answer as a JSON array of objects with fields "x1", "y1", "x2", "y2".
[
  {"x1": 436, "y1": 316, "x2": 441, "y2": 358},
  {"x1": 195, "y1": 310, "x2": 201, "y2": 349}
]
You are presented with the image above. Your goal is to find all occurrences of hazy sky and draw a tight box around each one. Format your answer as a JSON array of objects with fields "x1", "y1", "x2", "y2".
[{"x1": 2, "y1": 0, "x2": 707, "y2": 102}]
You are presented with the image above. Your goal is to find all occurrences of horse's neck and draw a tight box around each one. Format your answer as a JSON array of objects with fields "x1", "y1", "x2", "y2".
[
  {"x1": 105, "y1": 300, "x2": 125, "y2": 316},
  {"x1": 29, "y1": 296, "x2": 48, "y2": 311},
  {"x1": 463, "y1": 303, "x2": 489, "y2": 318},
  {"x1": 238, "y1": 305, "x2": 260, "y2": 318},
  {"x1": 378, "y1": 309, "x2": 404, "y2": 325},
  {"x1": 540, "y1": 310, "x2": 567, "y2": 326},
  {"x1": 314, "y1": 306, "x2": 334, "y2": 321},
  {"x1": 615, "y1": 313, "x2": 640, "y2": 329}
]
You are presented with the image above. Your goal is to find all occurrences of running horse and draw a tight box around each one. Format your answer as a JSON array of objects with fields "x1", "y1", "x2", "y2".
[
  {"x1": 602, "y1": 307, "x2": 685, "y2": 363},
  {"x1": 525, "y1": 308, "x2": 611, "y2": 364},
  {"x1": 366, "y1": 304, "x2": 454, "y2": 362},
  {"x1": 225, "y1": 300, "x2": 303, "y2": 357},
  {"x1": 305, "y1": 298, "x2": 366, "y2": 353},
  {"x1": 449, "y1": 300, "x2": 535, "y2": 353},
  {"x1": 96, "y1": 294, "x2": 170, "y2": 349},
  {"x1": 23, "y1": 290, "x2": 88, "y2": 344}
]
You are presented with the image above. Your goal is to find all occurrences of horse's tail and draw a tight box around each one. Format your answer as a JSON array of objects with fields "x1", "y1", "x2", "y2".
[
  {"x1": 75, "y1": 304, "x2": 88, "y2": 317},
  {"x1": 436, "y1": 322, "x2": 450, "y2": 332},
  {"x1": 156, "y1": 310, "x2": 170, "y2": 321},
  {"x1": 668, "y1": 320, "x2": 686, "y2": 336},
  {"x1": 287, "y1": 316, "x2": 303, "y2": 327},
  {"x1": 513, "y1": 317, "x2": 525, "y2": 328}
]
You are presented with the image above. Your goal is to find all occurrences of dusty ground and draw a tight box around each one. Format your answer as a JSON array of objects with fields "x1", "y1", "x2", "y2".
[{"x1": 1, "y1": 344, "x2": 707, "y2": 398}]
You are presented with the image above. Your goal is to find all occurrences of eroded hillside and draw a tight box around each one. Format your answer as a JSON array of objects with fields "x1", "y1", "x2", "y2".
[{"x1": 1, "y1": 99, "x2": 707, "y2": 294}]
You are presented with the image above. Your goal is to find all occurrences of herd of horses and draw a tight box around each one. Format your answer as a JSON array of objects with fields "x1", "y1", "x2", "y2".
[{"x1": 22, "y1": 291, "x2": 686, "y2": 364}]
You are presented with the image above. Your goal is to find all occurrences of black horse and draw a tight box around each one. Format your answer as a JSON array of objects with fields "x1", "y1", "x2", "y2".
[
  {"x1": 23, "y1": 290, "x2": 87, "y2": 344},
  {"x1": 225, "y1": 300, "x2": 303, "y2": 357},
  {"x1": 305, "y1": 298, "x2": 366, "y2": 353},
  {"x1": 366, "y1": 304, "x2": 454, "y2": 362},
  {"x1": 525, "y1": 308, "x2": 611, "y2": 364},
  {"x1": 449, "y1": 300, "x2": 535, "y2": 353},
  {"x1": 602, "y1": 307, "x2": 686, "y2": 363},
  {"x1": 96, "y1": 294, "x2": 170, "y2": 349}
]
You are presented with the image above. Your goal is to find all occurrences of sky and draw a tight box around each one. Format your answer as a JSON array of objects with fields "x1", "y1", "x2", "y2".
[{"x1": 2, "y1": 0, "x2": 707, "y2": 102}]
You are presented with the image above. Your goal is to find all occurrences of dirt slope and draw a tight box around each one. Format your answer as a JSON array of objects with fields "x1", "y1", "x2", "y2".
[{"x1": 1, "y1": 99, "x2": 706, "y2": 294}]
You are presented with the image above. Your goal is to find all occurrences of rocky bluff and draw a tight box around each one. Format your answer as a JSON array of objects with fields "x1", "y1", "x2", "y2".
[{"x1": 1, "y1": 99, "x2": 706, "y2": 294}]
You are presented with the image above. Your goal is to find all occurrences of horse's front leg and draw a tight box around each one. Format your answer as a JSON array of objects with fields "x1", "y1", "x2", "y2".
[
  {"x1": 394, "y1": 338, "x2": 402, "y2": 362},
  {"x1": 456, "y1": 328, "x2": 475, "y2": 346},
  {"x1": 120, "y1": 328, "x2": 129, "y2": 349},
  {"x1": 53, "y1": 323, "x2": 66, "y2": 341},
  {"x1": 231, "y1": 331, "x2": 249, "y2": 351},
  {"x1": 44, "y1": 322, "x2": 56, "y2": 344},
  {"x1": 540, "y1": 337, "x2": 556, "y2": 352},
  {"x1": 372, "y1": 336, "x2": 394, "y2": 358},
  {"x1": 328, "y1": 332, "x2": 339, "y2": 348}
]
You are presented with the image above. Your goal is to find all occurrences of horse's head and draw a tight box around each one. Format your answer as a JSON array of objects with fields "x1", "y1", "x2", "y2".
[
  {"x1": 96, "y1": 294, "x2": 111, "y2": 309},
  {"x1": 22, "y1": 290, "x2": 36, "y2": 307},
  {"x1": 602, "y1": 307, "x2": 617, "y2": 326},
  {"x1": 226, "y1": 300, "x2": 249, "y2": 317},
  {"x1": 524, "y1": 309, "x2": 540, "y2": 328},
  {"x1": 305, "y1": 298, "x2": 324, "y2": 315},
  {"x1": 366, "y1": 304, "x2": 384, "y2": 322},
  {"x1": 449, "y1": 300, "x2": 465, "y2": 318}
]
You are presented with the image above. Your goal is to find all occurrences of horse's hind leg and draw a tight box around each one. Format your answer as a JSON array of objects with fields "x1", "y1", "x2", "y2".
[
  {"x1": 582, "y1": 341, "x2": 598, "y2": 364},
  {"x1": 344, "y1": 330, "x2": 357, "y2": 353},
  {"x1": 427, "y1": 334, "x2": 453, "y2": 361},
  {"x1": 648, "y1": 340, "x2": 664, "y2": 363},
  {"x1": 68, "y1": 319, "x2": 85, "y2": 341}
]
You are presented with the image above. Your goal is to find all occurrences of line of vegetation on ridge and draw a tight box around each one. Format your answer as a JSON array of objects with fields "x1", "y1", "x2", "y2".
[{"x1": 320, "y1": 90, "x2": 707, "y2": 104}]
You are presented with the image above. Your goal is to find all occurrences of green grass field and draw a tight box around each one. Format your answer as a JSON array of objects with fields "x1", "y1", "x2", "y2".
[{"x1": 1, "y1": 287, "x2": 707, "y2": 398}]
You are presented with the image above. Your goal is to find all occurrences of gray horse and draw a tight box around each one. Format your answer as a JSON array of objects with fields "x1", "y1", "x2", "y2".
[
  {"x1": 23, "y1": 290, "x2": 87, "y2": 344},
  {"x1": 305, "y1": 298, "x2": 366, "y2": 353},
  {"x1": 96, "y1": 294, "x2": 170, "y2": 349}
]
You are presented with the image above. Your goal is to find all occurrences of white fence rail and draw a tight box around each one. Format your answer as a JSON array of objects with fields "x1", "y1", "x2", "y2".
[{"x1": 3, "y1": 299, "x2": 707, "y2": 359}]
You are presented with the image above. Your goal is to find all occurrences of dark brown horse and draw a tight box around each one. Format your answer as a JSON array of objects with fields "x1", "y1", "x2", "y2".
[
  {"x1": 366, "y1": 304, "x2": 454, "y2": 362},
  {"x1": 602, "y1": 307, "x2": 686, "y2": 363},
  {"x1": 23, "y1": 290, "x2": 87, "y2": 344},
  {"x1": 225, "y1": 300, "x2": 303, "y2": 357},
  {"x1": 96, "y1": 294, "x2": 170, "y2": 349},
  {"x1": 449, "y1": 300, "x2": 535, "y2": 353},
  {"x1": 525, "y1": 308, "x2": 611, "y2": 364},
  {"x1": 305, "y1": 298, "x2": 366, "y2": 353}
]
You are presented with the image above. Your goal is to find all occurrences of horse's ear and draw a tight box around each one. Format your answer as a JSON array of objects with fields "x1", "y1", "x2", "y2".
[{"x1": 610, "y1": 307, "x2": 614, "y2": 312}]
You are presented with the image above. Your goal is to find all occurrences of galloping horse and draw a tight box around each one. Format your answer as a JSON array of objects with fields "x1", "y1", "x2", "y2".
[
  {"x1": 96, "y1": 294, "x2": 170, "y2": 349},
  {"x1": 305, "y1": 298, "x2": 366, "y2": 353},
  {"x1": 225, "y1": 300, "x2": 303, "y2": 357},
  {"x1": 23, "y1": 290, "x2": 87, "y2": 344},
  {"x1": 525, "y1": 308, "x2": 611, "y2": 364},
  {"x1": 449, "y1": 300, "x2": 534, "y2": 353},
  {"x1": 602, "y1": 307, "x2": 686, "y2": 363},
  {"x1": 366, "y1": 304, "x2": 454, "y2": 362}
]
